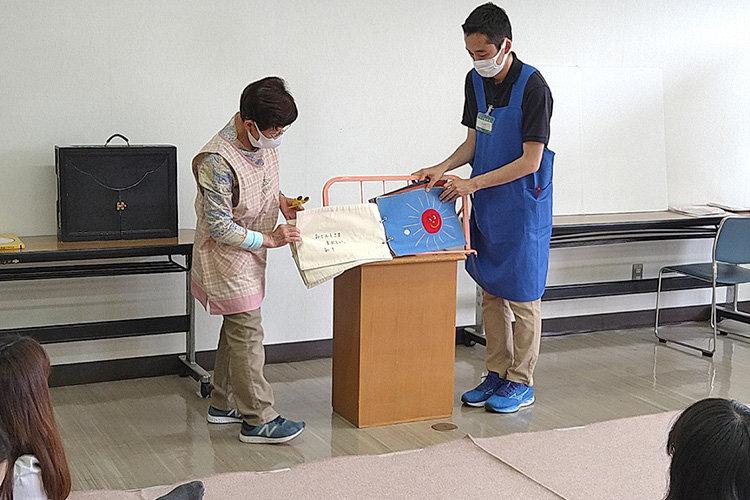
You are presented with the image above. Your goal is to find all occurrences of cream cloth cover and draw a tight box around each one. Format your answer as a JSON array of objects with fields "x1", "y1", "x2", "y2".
[{"x1": 291, "y1": 203, "x2": 392, "y2": 288}]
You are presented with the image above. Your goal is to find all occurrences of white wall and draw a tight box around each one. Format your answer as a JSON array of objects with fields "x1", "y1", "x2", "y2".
[{"x1": 0, "y1": 0, "x2": 748, "y2": 364}]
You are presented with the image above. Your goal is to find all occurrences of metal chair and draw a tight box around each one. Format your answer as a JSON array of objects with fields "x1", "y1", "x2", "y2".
[{"x1": 655, "y1": 215, "x2": 750, "y2": 357}]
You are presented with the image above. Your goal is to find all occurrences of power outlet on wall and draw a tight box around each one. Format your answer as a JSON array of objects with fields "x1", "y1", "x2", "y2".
[{"x1": 632, "y1": 263, "x2": 644, "y2": 280}]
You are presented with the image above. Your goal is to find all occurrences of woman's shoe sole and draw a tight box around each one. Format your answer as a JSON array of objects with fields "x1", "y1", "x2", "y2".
[{"x1": 239, "y1": 427, "x2": 305, "y2": 444}]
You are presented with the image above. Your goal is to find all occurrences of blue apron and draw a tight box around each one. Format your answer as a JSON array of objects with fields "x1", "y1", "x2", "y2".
[{"x1": 465, "y1": 64, "x2": 554, "y2": 302}]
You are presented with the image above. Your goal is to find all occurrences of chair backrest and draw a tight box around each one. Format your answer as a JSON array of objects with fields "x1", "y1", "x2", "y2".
[{"x1": 714, "y1": 216, "x2": 750, "y2": 264}]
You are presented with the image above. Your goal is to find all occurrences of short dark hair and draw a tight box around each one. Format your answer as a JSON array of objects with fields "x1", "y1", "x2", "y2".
[
  {"x1": 462, "y1": 2, "x2": 512, "y2": 48},
  {"x1": 666, "y1": 398, "x2": 750, "y2": 500},
  {"x1": 240, "y1": 76, "x2": 298, "y2": 131}
]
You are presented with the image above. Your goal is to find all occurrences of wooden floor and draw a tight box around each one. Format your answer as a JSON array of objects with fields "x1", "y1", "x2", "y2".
[{"x1": 51, "y1": 324, "x2": 750, "y2": 492}]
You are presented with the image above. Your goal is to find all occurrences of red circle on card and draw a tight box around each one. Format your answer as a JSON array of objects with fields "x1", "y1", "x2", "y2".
[{"x1": 421, "y1": 209, "x2": 442, "y2": 234}]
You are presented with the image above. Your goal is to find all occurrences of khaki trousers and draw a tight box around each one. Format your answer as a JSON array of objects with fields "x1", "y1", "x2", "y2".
[
  {"x1": 211, "y1": 309, "x2": 278, "y2": 426},
  {"x1": 482, "y1": 291, "x2": 542, "y2": 387}
]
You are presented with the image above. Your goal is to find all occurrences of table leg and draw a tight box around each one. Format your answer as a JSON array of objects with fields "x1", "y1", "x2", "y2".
[
  {"x1": 461, "y1": 285, "x2": 487, "y2": 346},
  {"x1": 178, "y1": 254, "x2": 212, "y2": 397}
]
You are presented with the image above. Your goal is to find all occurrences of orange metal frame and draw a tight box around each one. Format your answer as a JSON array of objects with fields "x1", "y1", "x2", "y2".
[{"x1": 321, "y1": 175, "x2": 475, "y2": 256}]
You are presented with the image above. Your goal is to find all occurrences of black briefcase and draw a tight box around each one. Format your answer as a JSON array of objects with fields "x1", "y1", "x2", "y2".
[{"x1": 55, "y1": 134, "x2": 178, "y2": 242}]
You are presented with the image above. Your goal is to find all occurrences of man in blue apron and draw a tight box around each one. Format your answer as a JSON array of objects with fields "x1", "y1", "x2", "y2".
[{"x1": 414, "y1": 3, "x2": 553, "y2": 413}]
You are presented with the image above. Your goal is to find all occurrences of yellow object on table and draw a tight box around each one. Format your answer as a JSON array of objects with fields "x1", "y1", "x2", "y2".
[{"x1": 0, "y1": 234, "x2": 25, "y2": 251}]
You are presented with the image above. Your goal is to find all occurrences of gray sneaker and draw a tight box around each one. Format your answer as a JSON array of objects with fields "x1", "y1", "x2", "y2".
[
  {"x1": 239, "y1": 416, "x2": 305, "y2": 444},
  {"x1": 207, "y1": 406, "x2": 243, "y2": 424}
]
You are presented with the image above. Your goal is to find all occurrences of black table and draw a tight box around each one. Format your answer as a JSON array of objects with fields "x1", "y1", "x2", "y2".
[
  {"x1": 550, "y1": 210, "x2": 723, "y2": 248},
  {"x1": 461, "y1": 211, "x2": 725, "y2": 345},
  {"x1": 0, "y1": 229, "x2": 212, "y2": 396}
]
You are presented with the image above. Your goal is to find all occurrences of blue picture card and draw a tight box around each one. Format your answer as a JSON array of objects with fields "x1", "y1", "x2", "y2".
[{"x1": 375, "y1": 186, "x2": 466, "y2": 256}]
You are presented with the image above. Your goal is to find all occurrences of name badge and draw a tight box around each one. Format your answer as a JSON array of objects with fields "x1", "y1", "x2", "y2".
[{"x1": 476, "y1": 105, "x2": 495, "y2": 134}]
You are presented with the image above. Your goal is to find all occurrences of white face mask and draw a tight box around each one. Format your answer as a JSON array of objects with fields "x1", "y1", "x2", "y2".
[
  {"x1": 248, "y1": 122, "x2": 283, "y2": 149},
  {"x1": 473, "y1": 40, "x2": 508, "y2": 78}
]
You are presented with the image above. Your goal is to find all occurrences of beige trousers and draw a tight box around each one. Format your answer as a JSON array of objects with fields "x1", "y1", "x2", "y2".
[
  {"x1": 211, "y1": 309, "x2": 279, "y2": 426},
  {"x1": 482, "y1": 291, "x2": 542, "y2": 386}
]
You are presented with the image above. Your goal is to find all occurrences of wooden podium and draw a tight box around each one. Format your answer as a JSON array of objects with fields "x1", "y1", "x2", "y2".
[{"x1": 332, "y1": 253, "x2": 466, "y2": 428}]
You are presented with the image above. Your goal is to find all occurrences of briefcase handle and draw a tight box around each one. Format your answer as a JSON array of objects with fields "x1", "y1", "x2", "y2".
[{"x1": 105, "y1": 134, "x2": 130, "y2": 146}]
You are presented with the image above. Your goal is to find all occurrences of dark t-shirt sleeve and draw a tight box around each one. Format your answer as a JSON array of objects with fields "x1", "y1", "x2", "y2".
[
  {"x1": 522, "y1": 77, "x2": 553, "y2": 144},
  {"x1": 461, "y1": 71, "x2": 477, "y2": 129},
  {"x1": 462, "y1": 70, "x2": 553, "y2": 146}
]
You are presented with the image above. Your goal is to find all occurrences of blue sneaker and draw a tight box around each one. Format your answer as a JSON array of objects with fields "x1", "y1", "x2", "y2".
[
  {"x1": 239, "y1": 416, "x2": 305, "y2": 444},
  {"x1": 207, "y1": 406, "x2": 243, "y2": 424},
  {"x1": 485, "y1": 381, "x2": 535, "y2": 413},
  {"x1": 461, "y1": 372, "x2": 508, "y2": 407}
]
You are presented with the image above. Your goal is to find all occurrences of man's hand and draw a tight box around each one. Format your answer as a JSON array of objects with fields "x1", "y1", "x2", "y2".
[
  {"x1": 412, "y1": 163, "x2": 450, "y2": 192},
  {"x1": 279, "y1": 193, "x2": 304, "y2": 220},
  {"x1": 439, "y1": 177, "x2": 477, "y2": 203},
  {"x1": 263, "y1": 224, "x2": 301, "y2": 248}
]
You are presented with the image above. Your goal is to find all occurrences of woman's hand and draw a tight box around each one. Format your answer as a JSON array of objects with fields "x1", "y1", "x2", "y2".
[
  {"x1": 263, "y1": 224, "x2": 301, "y2": 248},
  {"x1": 279, "y1": 193, "x2": 304, "y2": 220}
]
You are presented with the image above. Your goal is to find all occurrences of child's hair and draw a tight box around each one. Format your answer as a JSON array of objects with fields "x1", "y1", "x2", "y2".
[
  {"x1": 0, "y1": 336, "x2": 71, "y2": 500},
  {"x1": 0, "y1": 427, "x2": 9, "y2": 465},
  {"x1": 0, "y1": 429, "x2": 10, "y2": 472},
  {"x1": 666, "y1": 397, "x2": 750, "y2": 500},
  {"x1": 0, "y1": 428, "x2": 7, "y2": 491}
]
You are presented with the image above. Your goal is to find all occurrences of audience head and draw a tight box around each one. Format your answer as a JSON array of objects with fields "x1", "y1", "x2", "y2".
[
  {"x1": 666, "y1": 397, "x2": 750, "y2": 500},
  {"x1": 0, "y1": 336, "x2": 71, "y2": 500},
  {"x1": 0, "y1": 428, "x2": 9, "y2": 488}
]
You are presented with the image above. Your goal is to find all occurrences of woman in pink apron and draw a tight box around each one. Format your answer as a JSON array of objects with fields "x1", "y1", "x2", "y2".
[{"x1": 192, "y1": 77, "x2": 305, "y2": 444}]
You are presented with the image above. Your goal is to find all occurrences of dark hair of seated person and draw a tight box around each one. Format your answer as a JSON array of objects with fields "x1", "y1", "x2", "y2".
[
  {"x1": 156, "y1": 480, "x2": 205, "y2": 500},
  {"x1": 666, "y1": 397, "x2": 750, "y2": 500},
  {"x1": 0, "y1": 336, "x2": 71, "y2": 500},
  {"x1": 0, "y1": 428, "x2": 10, "y2": 487}
]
